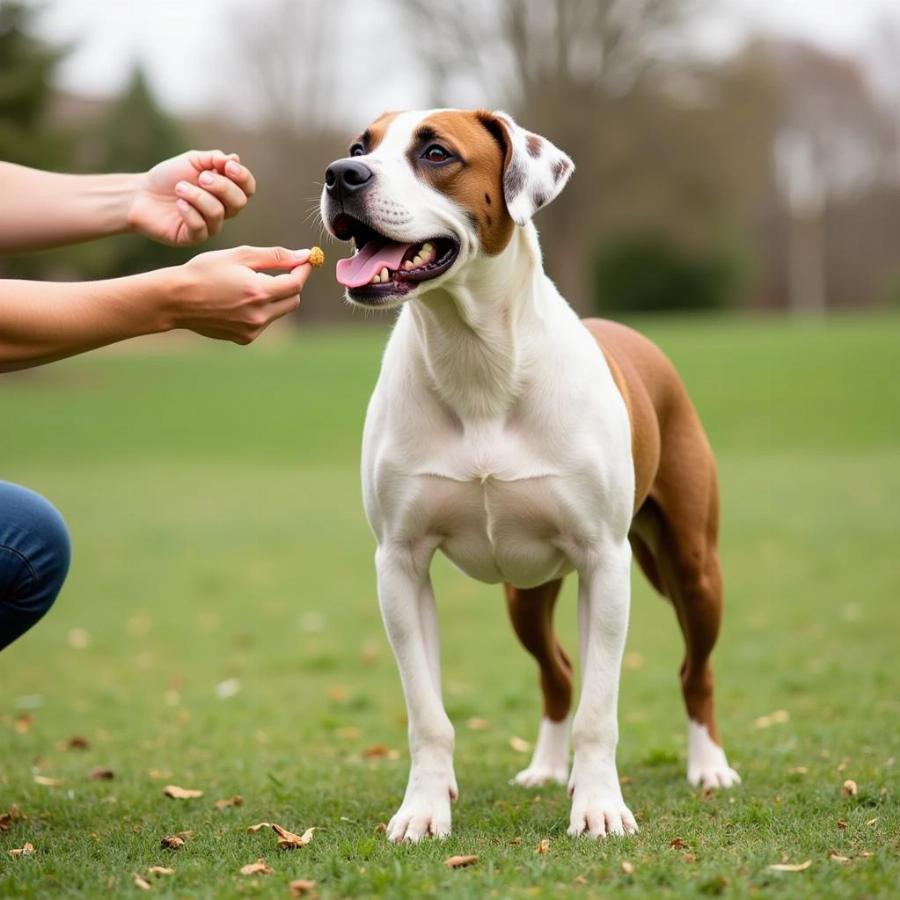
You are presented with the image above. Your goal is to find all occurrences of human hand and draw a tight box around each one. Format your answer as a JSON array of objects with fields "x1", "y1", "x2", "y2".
[
  {"x1": 127, "y1": 150, "x2": 257, "y2": 247},
  {"x1": 164, "y1": 246, "x2": 313, "y2": 344}
]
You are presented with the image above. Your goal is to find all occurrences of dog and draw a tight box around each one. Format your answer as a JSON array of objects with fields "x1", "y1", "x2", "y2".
[{"x1": 320, "y1": 109, "x2": 740, "y2": 842}]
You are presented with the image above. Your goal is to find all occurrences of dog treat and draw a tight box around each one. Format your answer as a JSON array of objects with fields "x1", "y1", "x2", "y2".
[{"x1": 308, "y1": 246, "x2": 325, "y2": 268}]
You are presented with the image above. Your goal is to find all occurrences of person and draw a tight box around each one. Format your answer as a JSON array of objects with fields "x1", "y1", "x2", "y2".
[{"x1": 0, "y1": 150, "x2": 317, "y2": 651}]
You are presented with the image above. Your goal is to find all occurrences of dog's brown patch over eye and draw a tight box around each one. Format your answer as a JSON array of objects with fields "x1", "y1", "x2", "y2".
[
  {"x1": 352, "y1": 111, "x2": 399, "y2": 155},
  {"x1": 525, "y1": 133, "x2": 543, "y2": 158},
  {"x1": 413, "y1": 110, "x2": 515, "y2": 256}
]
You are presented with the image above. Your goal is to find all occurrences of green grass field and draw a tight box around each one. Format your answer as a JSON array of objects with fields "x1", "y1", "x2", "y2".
[{"x1": 0, "y1": 314, "x2": 898, "y2": 898}]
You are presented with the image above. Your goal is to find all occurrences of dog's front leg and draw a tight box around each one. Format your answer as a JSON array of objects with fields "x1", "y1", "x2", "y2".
[
  {"x1": 568, "y1": 541, "x2": 638, "y2": 838},
  {"x1": 376, "y1": 546, "x2": 457, "y2": 842}
]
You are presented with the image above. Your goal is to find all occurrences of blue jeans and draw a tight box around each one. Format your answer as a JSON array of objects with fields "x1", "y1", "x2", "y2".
[{"x1": 0, "y1": 482, "x2": 70, "y2": 651}]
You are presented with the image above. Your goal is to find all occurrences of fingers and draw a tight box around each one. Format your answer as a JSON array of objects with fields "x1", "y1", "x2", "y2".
[
  {"x1": 188, "y1": 149, "x2": 256, "y2": 198},
  {"x1": 223, "y1": 159, "x2": 256, "y2": 197},
  {"x1": 236, "y1": 246, "x2": 311, "y2": 272},
  {"x1": 197, "y1": 170, "x2": 250, "y2": 218},
  {"x1": 175, "y1": 180, "x2": 226, "y2": 236},
  {"x1": 175, "y1": 198, "x2": 209, "y2": 243},
  {"x1": 258, "y1": 263, "x2": 313, "y2": 301}
]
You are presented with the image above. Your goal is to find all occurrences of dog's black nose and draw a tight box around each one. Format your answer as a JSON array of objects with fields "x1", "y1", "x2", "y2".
[{"x1": 325, "y1": 159, "x2": 373, "y2": 201}]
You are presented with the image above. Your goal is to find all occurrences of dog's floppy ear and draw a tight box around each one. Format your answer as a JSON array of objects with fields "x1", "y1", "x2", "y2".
[{"x1": 478, "y1": 110, "x2": 575, "y2": 226}]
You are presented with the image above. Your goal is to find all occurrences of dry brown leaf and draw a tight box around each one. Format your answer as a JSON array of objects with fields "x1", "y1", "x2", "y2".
[
  {"x1": 163, "y1": 784, "x2": 203, "y2": 799},
  {"x1": 239, "y1": 858, "x2": 273, "y2": 876},
  {"x1": 536, "y1": 838, "x2": 550, "y2": 855},
  {"x1": 0, "y1": 805, "x2": 25, "y2": 832},
  {"x1": 33, "y1": 775, "x2": 63, "y2": 787},
  {"x1": 160, "y1": 835, "x2": 186, "y2": 850},
  {"x1": 865, "y1": 817, "x2": 878, "y2": 826},
  {"x1": 248, "y1": 822, "x2": 271, "y2": 832},
  {"x1": 90, "y1": 767, "x2": 114, "y2": 781},
  {"x1": 67, "y1": 735, "x2": 90, "y2": 750},
  {"x1": 14, "y1": 713, "x2": 33, "y2": 733},
  {"x1": 7, "y1": 842, "x2": 34, "y2": 858},
  {"x1": 273, "y1": 824, "x2": 317, "y2": 850},
  {"x1": 827, "y1": 850, "x2": 851, "y2": 864},
  {"x1": 147, "y1": 866, "x2": 175, "y2": 876},
  {"x1": 841, "y1": 779, "x2": 858, "y2": 797},
  {"x1": 768, "y1": 860, "x2": 812, "y2": 872},
  {"x1": 374, "y1": 822, "x2": 387, "y2": 834},
  {"x1": 362, "y1": 744, "x2": 391, "y2": 758},
  {"x1": 445, "y1": 854, "x2": 478, "y2": 869},
  {"x1": 669, "y1": 837, "x2": 688, "y2": 849},
  {"x1": 509, "y1": 736, "x2": 531, "y2": 753},
  {"x1": 289, "y1": 879, "x2": 317, "y2": 897},
  {"x1": 859, "y1": 851, "x2": 873, "y2": 858},
  {"x1": 214, "y1": 795, "x2": 244, "y2": 809},
  {"x1": 573, "y1": 874, "x2": 588, "y2": 885},
  {"x1": 133, "y1": 873, "x2": 152, "y2": 891},
  {"x1": 836, "y1": 819, "x2": 848, "y2": 830},
  {"x1": 621, "y1": 860, "x2": 635, "y2": 875},
  {"x1": 466, "y1": 718, "x2": 490, "y2": 731},
  {"x1": 753, "y1": 709, "x2": 790, "y2": 729}
]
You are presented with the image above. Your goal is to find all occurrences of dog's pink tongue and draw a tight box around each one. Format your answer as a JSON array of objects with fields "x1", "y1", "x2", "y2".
[{"x1": 335, "y1": 240, "x2": 413, "y2": 288}]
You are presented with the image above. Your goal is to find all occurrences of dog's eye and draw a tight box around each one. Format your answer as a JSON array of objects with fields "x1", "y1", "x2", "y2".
[
  {"x1": 349, "y1": 143, "x2": 366, "y2": 157},
  {"x1": 422, "y1": 144, "x2": 452, "y2": 164}
]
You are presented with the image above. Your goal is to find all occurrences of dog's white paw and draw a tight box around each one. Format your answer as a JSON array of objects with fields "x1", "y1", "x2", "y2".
[
  {"x1": 687, "y1": 721, "x2": 740, "y2": 790},
  {"x1": 567, "y1": 789, "x2": 638, "y2": 838},
  {"x1": 511, "y1": 717, "x2": 569, "y2": 788},
  {"x1": 567, "y1": 760, "x2": 637, "y2": 839},
  {"x1": 386, "y1": 769, "x2": 457, "y2": 843},
  {"x1": 513, "y1": 764, "x2": 568, "y2": 787}
]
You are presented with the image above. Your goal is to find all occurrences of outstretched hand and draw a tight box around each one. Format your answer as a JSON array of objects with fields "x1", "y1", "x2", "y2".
[{"x1": 126, "y1": 150, "x2": 257, "y2": 246}]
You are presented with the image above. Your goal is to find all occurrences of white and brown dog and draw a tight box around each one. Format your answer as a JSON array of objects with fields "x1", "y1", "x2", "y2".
[{"x1": 320, "y1": 109, "x2": 739, "y2": 843}]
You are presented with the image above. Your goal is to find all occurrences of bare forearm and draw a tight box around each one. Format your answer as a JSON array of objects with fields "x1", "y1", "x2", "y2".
[
  {"x1": 0, "y1": 162, "x2": 139, "y2": 252},
  {"x1": 0, "y1": 271, "x2": 177, "y2": 372}
]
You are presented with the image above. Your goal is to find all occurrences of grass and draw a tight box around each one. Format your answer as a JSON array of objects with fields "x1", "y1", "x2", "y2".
[{"x1": 0, "y1": 313, "x2": 898, "y2": 898}]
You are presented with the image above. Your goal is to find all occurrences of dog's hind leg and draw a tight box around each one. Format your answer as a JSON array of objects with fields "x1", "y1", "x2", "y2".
[{"x1": 505, "y1": 579, "x2": 572, "y2": 786}]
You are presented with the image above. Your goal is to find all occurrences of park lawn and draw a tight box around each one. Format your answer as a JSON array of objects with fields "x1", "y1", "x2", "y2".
[{"x1": 0, "y1": 313, "x2": 898, "y2": 898}]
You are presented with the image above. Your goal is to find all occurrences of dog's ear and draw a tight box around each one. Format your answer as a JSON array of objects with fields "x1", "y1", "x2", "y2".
[{"x1": 477, "y1": 110, "x2": 574, "y2": 226}]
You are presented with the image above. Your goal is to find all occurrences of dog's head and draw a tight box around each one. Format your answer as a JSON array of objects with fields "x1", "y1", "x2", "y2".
[{"x1": 320, "y1": 109, "x2": 574, "y2": 309}]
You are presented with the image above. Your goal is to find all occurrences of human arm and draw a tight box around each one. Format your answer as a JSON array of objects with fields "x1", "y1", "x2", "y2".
[
  {"x1": 0, "y1": 246, "x2": 312, "y2": 373},
  {"x1": 0, "y1": 150, "x2": 257, "y2": 253}
]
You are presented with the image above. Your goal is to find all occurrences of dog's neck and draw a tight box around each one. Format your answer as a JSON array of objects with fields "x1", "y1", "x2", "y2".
[{"x1": 406, "y1": 224, "x2": 550, "y2": 421}]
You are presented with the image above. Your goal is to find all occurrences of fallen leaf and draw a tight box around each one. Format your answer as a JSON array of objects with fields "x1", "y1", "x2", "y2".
[
  {"x1": 445, "y1": 854, "x2": 478, "y2": 869},
  {"x1": 841, "y1": 779, "x2": 858, "y2": 797},
  {"x1": 147, "y1": 769, "x2": 171, "y2": 780},
  {"x1": 147, "y1": 866, "x2": 174, "y2": 876},
  {"x1": 573, "y1": 874, "x2": 588, "y2": 885},
  {"x1": 248, "y1": 822, "x2": 271, "y2": 832},
  {"x1": 837, "y1": 819, "x2": 848, "y2": 830},
  {"x1": 362, "y1": 744, "x2": 391, "y2": 758},
  {"x1": 160, "y1": 835, "x2": 185, "y2": 850},
  {"x1": 466, "y1": 718, "x2": 490, "y2": 731},
  {"x1": 509, "y1": 736, "x2": 531, "y2": 753},
  {"x1": 214, "y1": 795, "x2": 244, "y2": 809},
  {"x1": 273, "y1": 824, "x2": 317, "y2": 850},
  {"x1": 859, "y1": 851, "x2": 873, "y2": 858},
  {"x1": 163, "y1": 785, "x2": 203, "y2": 799},
  {"x1": 14, "y1": 713, "x2": 33, "y2": 734},
  {"x1": 536, "y1": 838, "x2": 550, "y2": 855},
  {"x1": 67, "y1": 735, "x2": 90, "y2": 750},
  {"x1": 33, "y1": 775, "x2": 63, "y2": 787},
  {"x1": 374, "y1": 823, "x2": 387, "y2": 834},
  {"x1": 669, "y1": 837, "x2": 688, "y2": 849},
  {"x1": 8, "y1": 842, "x2": 34, "y2": 858},
  {"x1": 289, "y1": 879, "x2": 317, "y2": 897},
  {"x1": 133, "y1": 873, "x2": 152, "y2": 891},
  {"x1": 240, "y1": 858, "x2": 273, "y2": 876},
  {"x1": 753, "y1": 709, "x2": 790, "y2": 729},
  {"x1": 90, "y1": 767, "x2": 114, "y2": 780},
  {"x1": 768, "y1": 860, "x2": 812, "y2": 872},
  {"x1": 827, "y1": 850, "x2": 851, "y2": 864},
  {"x1": 0, "y1": 805, "x2": 25, "y2": 832},
  {"x1": 865, "y1": 817, "x2": 878, "y2": 826},
  {"x1": 621, "y1": 860, "x2": 635, "y2": 875}
]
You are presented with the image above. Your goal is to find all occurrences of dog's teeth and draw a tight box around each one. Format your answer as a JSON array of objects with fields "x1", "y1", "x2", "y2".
[
  {"x1": 412, "y1": 255, "x2": 423, "y2": 266},
  {"x1": 371, "y1": 272, "x2": 381, "y2": 284},
  {"x1": 403, "y1": 260, "x2": 414, "y2": 270},
  {"x1": 380, "y1": 267, "x2": 389, "y2": 281},
  {"x1": 422, "y1": 242, "x2": 433, "y2": 255}
]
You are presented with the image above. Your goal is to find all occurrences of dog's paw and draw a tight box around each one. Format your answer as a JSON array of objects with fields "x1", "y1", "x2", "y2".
[
  {"x1": 567, "y1": 790, "x2": 638, "y2": 838},
  {"x1": 512, "y1": 763, "x2": 568, "y2": 787},
  {"x1": 687, "y1": 721, "x2": 740, "y2": 790},
  {"x1": 387, "y1": 794, "x2": 452, "y2": 843},
  {"x1": 687, "y1": 763, "x2": 741, "y2": 790}
]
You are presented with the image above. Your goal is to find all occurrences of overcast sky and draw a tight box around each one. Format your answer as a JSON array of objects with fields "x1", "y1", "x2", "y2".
[{"x1": 26, "y1": 0, "x2": 900, "y2": 126}]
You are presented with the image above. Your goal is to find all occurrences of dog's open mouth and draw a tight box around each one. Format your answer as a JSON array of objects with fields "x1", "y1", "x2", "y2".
[{"x1": 332, "y1": 214, "x2": 459, "y2": 302}]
